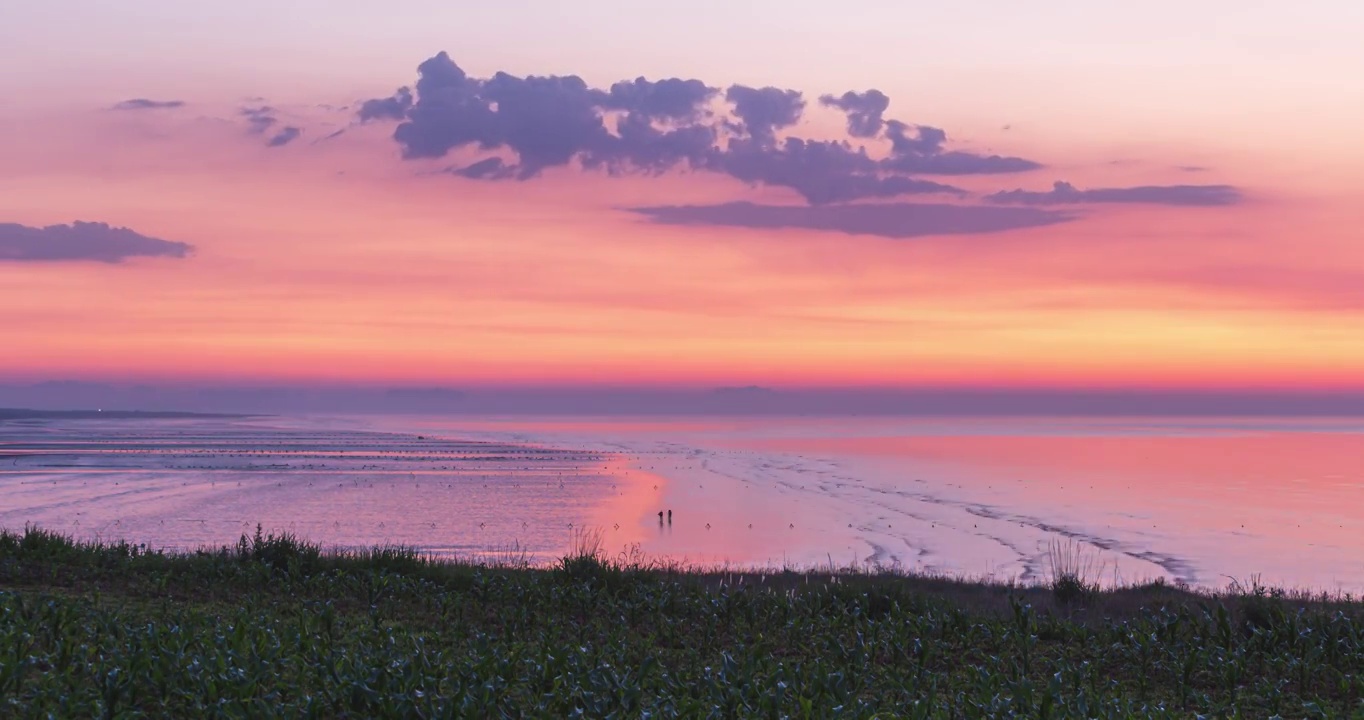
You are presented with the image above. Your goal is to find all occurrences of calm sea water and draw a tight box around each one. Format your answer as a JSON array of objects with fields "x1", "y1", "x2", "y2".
[{"x1": 3, "y1": 413, "x2": 1362, "y2": 591}]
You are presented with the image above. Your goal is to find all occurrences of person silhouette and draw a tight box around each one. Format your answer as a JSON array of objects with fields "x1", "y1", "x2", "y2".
[
  {"x1": 658, "y1": 511, "x2": 664, "y2": 524},
  {"x1": 667, "y1": 510, "x2": 672, "y2": 524}
]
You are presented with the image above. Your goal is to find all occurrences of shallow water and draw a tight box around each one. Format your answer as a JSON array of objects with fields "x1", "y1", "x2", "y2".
[{"x1": 3, "y1": 413, "x2": 1363, "y2": 591}]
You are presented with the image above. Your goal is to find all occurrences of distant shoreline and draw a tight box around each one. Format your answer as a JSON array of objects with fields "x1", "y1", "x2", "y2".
[{"x1": 0, "y1": 408, "x2": 257, "y2": 421}]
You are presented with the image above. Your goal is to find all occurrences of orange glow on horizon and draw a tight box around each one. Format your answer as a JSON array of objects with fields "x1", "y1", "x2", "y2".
[{"x1": 1, "y1": 100, "x2": 1362, "y2": 392}]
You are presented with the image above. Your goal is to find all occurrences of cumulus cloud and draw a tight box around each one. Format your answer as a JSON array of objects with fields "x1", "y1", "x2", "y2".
[
  {"x1": 723, "y1": 85, "x2": 805, "y2": 146},
  {"x1": 601, "y1": 77, "x2": 717, "y2": 121},
  {"x1": 267, "y1": 126, "x2": 302, "y2": 147},
  {"x1": 357, "y1": 51, "x2": 1043, "y2": 205},
  {"x1": 357, "y1": 87, "x2": 413, "y2": 122},
  {"x1": 986, "y1": 181, "x2": 1243, "y2": 206},
  {"x1": 630, "y1": 202, "x2": 1072, "y2": 239},
  {"x1": 819, "y1": 90, "x2": 889, "y2": 138},
  {"x1": 0, "y1": 222, "x2": 193, "y2": 263},
  {"x1": 112, "y1": 98, "x2": 185, "y2": 111}
]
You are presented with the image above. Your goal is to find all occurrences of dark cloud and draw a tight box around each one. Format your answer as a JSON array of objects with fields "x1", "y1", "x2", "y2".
[
  {"x1": 601, "y1": 77, "x2": 717, "y2": 121},
  {"x1": 414, "y1": 50, "x2": 470, "y2": 96},
  {"x1": 885, "y1": 120, "x2": 946, "y2": 155},
  {"x1": 713, "y1": 138, "x2": 960, "y2": 205},
  {"x1": 0, "y1": 222, "x2": 192, "y2": 263},
  {"x1": 587, "y1": 114, "x2": 716, "y2": 174},
  {"x1": 630, "y1": 201, "x2": 1072, "y2": 239},
  {"x1": 888, "y1": 151, "x2": 1042, "y2": 175},
  {"x1": 350, "y1": 53, "x2": 1175, "y2": 207},
  {"x1": 372, "y1": 52, "x2": 719, "y2": 180},
  {"x1": 882, "y1": 120, "x2": 1040, "y2": 175},
  {"x1": 267, "y1": 127, "x2": 302, "y2": 147},
  {"x1": 240, "y1": 106, "x2": 277, "y2": 134},
  {"x1": 452, "y1": 157, "x2": 514, "y2": 179},
  {"x1": 239, "y1": 106, "x2": 304, "y2": 148},
  {"x1": 478, "y1": 71, "x2": 613, "y2": 176},
  {"x1": 357, "y1": 87, "x2": 413, "y2": 122},
  {"x1": 723, "y1": 85, "x2": 805, "y2": 146},
  {"x1": 819, "y1": 90, "x2": 889, "y2": 138},
  {"x1": 986, "y1": 181, "x2": 1242, "y2": 206},
  {"x1": 357, "y1": 53, "x2": 992, "y2": 204},
  {"x1": 390, "y1": 53, "x2": 498, "y2": 160},
  {"x1": 111, "y1": 98, "x2": 185, "y2": 111}
]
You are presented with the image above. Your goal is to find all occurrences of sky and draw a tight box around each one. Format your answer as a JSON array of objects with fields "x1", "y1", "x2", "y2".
[{"x1": 2, "y1": 1, "x2": 1363, "y2": 404}]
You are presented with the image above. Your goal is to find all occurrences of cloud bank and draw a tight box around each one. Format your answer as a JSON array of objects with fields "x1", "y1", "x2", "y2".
[
  {"x1": 0, "y1": 222, "x2": 193, "y2": 263},
  {"x1": 630, "y1": 202, "x2": 1072, "y2": 239},
  {"x1": 986, "y1": 181, "x2": 1242, "y2": 207},
  {"x1": 359, "y1": 51, "x2": 1040, "y2": 205},
  {"x1": 112, "y1": 98, "x2": 185, "y2": 111}
]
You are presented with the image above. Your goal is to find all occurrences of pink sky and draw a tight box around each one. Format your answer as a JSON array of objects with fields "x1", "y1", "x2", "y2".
[{"x1": 1, "y1": 2, "x2": 1362, "y2": 391}]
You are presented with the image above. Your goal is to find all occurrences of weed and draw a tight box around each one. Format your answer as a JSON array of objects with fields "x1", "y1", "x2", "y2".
[
  {"x1": 1, "y1": 524, "x2": 1362, "y2": 717},
  {"x1": 1047, "y1": 538, "x2": 1103, "y2": 606}
]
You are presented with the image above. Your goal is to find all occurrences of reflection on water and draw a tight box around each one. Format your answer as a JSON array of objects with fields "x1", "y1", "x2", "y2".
[
  {"x1": 3, "y1": 414, "x2": 1363, "y2": 591},
  {"x1": 0, "y1": 418, "x2": 659, "y2": 563}
]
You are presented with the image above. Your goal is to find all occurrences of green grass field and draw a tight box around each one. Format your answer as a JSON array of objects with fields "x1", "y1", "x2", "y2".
[{"x1": 2, "y1": 525, "x2": 1362, "y2": 718}]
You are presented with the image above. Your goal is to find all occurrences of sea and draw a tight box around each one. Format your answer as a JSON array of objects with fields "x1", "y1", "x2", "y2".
[{"x1": 3, "y1": 413, "x2": 1363, "y2": 592}]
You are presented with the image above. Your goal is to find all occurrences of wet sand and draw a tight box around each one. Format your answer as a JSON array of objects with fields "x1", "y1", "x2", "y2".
[
  {"x1": 0, "y1": 416, "x2": 660, "y2": 562},
  {"x1": 4, "y1": 413, "x2": 1364, "y2": 591}
]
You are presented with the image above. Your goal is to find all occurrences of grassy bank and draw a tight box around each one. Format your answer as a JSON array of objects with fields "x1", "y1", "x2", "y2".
[{"x1": 2, "y1": 526, "x2": 1362, "y2": 718}]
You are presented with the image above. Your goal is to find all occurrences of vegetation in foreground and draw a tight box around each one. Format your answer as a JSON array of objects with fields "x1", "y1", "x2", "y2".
[{"x1": 2, "y1": 526, "x2": 1363, "y2": 718}]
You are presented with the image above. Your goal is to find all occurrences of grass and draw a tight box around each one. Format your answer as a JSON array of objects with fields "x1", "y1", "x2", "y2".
[
  {"x1": 1046, "y1": 539, "x2": 1106, "y2": 606},
  {"x1": 3, "y1": 525, "x2": 1364, "y2": 717}
]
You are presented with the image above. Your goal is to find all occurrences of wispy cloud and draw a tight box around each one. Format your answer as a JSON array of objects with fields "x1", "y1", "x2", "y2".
[
  {"x1": 267, "y1": 126, "x2": 302, "y2": 147},
  {"x1": 241, "y1": 106, "x2": 278, "y2": 134},
  {"x1": 111, "y1": 98, "x2": 185, "y2": 111},
  {"x1": 629, "y1": 201, "x2": 1072, "y2": 239},
  {"x1": 0, "y1": 222, "x2": 193, "y2": 263},
  {"x1": 986, "y1": 181, "x2": 1242, "y2": 207}
]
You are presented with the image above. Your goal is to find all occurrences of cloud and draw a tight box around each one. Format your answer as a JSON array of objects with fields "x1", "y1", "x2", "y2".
[
  {"x1": 111, "y1": 98, "x2": 185, "y2": 111},
  {"x1": 239, "y1": 106, "x2": 305, "y2": 148},
  {"x1": 357, "y1": 51, "x2": 1046, "y2": 205},
  {"x1": 478, "y1": 71, "x2": 614, "y2": 176},
  {"x1": 0, "y1": 222, "x2": 193, "y2": 263},
  {"x1": 723, "y1": 85, "x2": 805, "y2": 146},
  {"x1": 819, "y1": 90, "x2": 889, "y2": 138},
  {"x1": 357, "y1": 87, "x2": 413, "y2": 122},
  {"x1": 712, "y1": 138, "x2": 960, "y2": 205},
  {"x1": 882, "y1": 121, "x2": 1040, "y2": 175},
  {"x1": 267, "y1": 126, "x2": 302, "y2": 147},
  {"x1": 588, "y1": 114, "x2": 716, "y2": 174},
  {"x1": 451, "y1": 157, "x2": 514, "y2": 179},
  {"x1": 986, "y1": 181, "x2": 1242, "y2": 206},
  {"x1": 389, "y1": 52, "x2": 500, "y2": 160},
  {"x1": 601, "y1": 77, "x2": 717, "y2": 121},
  {"x1": 630, "y1": 201, "x2": 1072, "y2": 239},
  {"x1": 241, "y1": 106, "x2": 277, "y2": 134}
]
